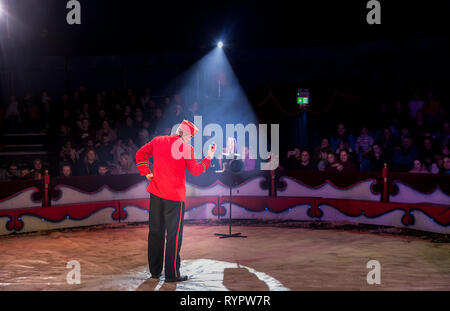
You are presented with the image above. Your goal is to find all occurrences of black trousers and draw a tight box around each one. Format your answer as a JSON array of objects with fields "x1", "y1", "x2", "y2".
[{"x1": 148, "y1": 194, "x2": 185, "y2": 279}]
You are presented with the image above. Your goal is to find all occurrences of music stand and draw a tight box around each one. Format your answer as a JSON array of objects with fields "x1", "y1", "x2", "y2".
[{"x1": 214, "y1": 153, "x2": 247, "y2": 239}]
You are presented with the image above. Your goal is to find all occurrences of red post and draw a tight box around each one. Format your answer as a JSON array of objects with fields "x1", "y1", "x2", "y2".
[
  {"x1": 270, "y1": 169, "x2": 276, "y2": 197},
  {"x1": 44, "y1": 170, "x2": 50, "y2": 208},
  {"x1": 382, "y1": 163, "x2": 388, "y2": 202}
]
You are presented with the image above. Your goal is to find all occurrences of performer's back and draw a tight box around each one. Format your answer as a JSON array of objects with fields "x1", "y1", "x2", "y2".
[{"x1": 136, "y1": 134, "x2": 210, "y2": 202}]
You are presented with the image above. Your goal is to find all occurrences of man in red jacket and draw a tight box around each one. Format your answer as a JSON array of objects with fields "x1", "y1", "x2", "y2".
[{"x1": 136, "y1": 120, "x2": 216, "y2": 282}]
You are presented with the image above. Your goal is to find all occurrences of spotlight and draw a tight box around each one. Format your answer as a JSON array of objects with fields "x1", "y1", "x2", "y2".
[{"x1": 217, "y1": 41, "x2": 224, "y2": 48}]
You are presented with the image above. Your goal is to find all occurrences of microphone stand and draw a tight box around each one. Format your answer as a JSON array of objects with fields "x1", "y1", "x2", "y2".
[{"x1": 214, "y1": 153, "x2": 247, "y2": 239}]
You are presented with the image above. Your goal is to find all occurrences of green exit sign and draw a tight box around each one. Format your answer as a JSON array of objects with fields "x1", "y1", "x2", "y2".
[
  {"x1": 297, "y1": 88, "x2": 310, "y2": 106},
  {"x1": 297, "y1": 97, "x2": 309, "y2": 105}
]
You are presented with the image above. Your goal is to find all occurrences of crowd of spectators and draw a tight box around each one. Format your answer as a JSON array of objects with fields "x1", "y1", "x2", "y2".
[
  {"x1": 0, "y1": 86, "x2": 449, "y2": 181},
  {"x1": 286, "y1": 92, "x2": 450, "y2": 174},
  {"x1": 0, "y1": 86, "x2": 200, "y2": 180}
]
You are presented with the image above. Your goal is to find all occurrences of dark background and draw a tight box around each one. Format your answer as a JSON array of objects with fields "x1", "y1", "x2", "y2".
[{"x1": 0, "y1": 0, "x2": 448, "y2": 155}]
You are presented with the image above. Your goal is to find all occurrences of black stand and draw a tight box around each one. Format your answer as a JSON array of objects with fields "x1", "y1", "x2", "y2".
[{"x1": 214, "y1": 157, "x2": 247, "y2": 239}]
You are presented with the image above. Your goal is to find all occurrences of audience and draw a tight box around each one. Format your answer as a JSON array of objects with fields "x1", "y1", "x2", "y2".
[
  {"x1": 409, "y1": 159, "x2": 429, "y2": 174},
  {"x1": 439, "y1": 156, "x2": 450, "y2": 174},
  {"x1": 60, "y1": 164, "x2": 73, "y2": 177},
  {"x1": 75, "y1": 148, "x2": 100, "y2": 176},
  {"x1": 1, "y1": 86, "x2": 448, "y2": 180},
  {"x1": 325, "y1": 152, "x2": 341, "y2": 172},
  {"x1": 392, "y1": 136, "x2": 419, "y2": 172},
  {"x1": 316, "y1": 148, "x2": 329, "y2": 171},
  {"x1": 338, "y1": 150, "x2": 357, "y2": 172},
  {"x1": 110, "y1": 152, "x2": 138, "y2": 175},
  {"x1": 297, "y1": 151, "x2": 315, "y2": 170},
  {"x1": 330, "y1": 123, "x2": 355, "y2": 152},
  {"x1": 287, "y1": 148, "x2": 302, "y2": 170}
]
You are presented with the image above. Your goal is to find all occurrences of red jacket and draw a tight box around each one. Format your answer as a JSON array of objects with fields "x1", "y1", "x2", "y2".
[{"x1": 136, "y1": 134, "x2": 211, "y2": 202}]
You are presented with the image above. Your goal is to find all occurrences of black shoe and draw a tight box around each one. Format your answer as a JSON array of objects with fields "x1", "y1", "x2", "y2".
[
  {"x1": 151, "y1": 274, "x2": 161, "y2": 279},
  {"x1": 165, "y1": 275, "x2": 188, "y2": 282}
]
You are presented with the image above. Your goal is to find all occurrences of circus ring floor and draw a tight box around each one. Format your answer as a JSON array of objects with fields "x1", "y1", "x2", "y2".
[{"x1": 0, "y1": 221, "x2": 449, "y2": 291}]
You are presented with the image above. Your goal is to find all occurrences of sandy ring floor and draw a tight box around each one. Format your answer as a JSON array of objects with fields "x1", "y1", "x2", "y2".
[{"x1": 0, "y1": 222, "x2": 449, "y2": 291}]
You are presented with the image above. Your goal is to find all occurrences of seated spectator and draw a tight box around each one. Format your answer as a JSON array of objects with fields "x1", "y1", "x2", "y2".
[
  {"x1": 59, "y1": 140, "x2": 77, "y2": 166},
  {"x1": 297, "y1": 150, "x2": 316, "y2": 171},
  {"x1": 419, "y1": 137, "x2": 439, "y2": 171},
  {"x1": 96, "y1": 134, "x2": 114, "y2": 164},
  {"x1": 438, "y1": 155, "x2": 450, "y2": 174},
  {"x1": 312, "y1": 138, "x2": 334, "y2": 163},
  {"x1": 355, "y1": 126, "x2": 374, "y2": 163},
  {"x1": 75, "y1": 148, "x2": 100, "y2": 176},
  {"x1": 137, "y1": 128, "x2": 150, "y2": 148},
  {"x1": 20, "y1": 167, "x2": 31, "y2": 180},
  {"x1": 150, "y1": 107, "x2": 165, "y2": 135},
  {"x1": 338, "y1": 149, "x2": 357, "y2": 172},
  {"x1": 392, "y1": 136, "x2": 419, "y2": 172},
  {"x1": 286, "y1": 148, "x2": 301, "y2": 169},
  {"x1": 32, "y1": 170, "x2": 43, "y2": 180},
  {"x1": 399, "y1": 127, "x2": 412, "y2": 143},
  {"x1": 96, "y1": 120, "x2": 117, "y2": 143},
  {"x1": 3, "y1": 163, "x2": 21, "y2": 181},
  {"x1": 409, "y1": 159, "x2": 430, "y2": 174},
  {"x1": 111, "y1": 139, "x2": 127, "y2": 165},
  {"x1": 377, "y1": 127, "x2": 397, "y2": 160},
  {"x1": 336, "y1": 139, "x2": 353, "y2": 156},
  {"x1": 111, "y1": 152, "x2": 138, "y2": 175},
  {"x1": 124, "y1": 138, "x2": 138, "y2": 158},
  {"x1": 316, "y1": 148, "x2": 329, "y2": 171},
  {"x1": 60, "y1": 164, "x2": 72, "y2": 177},
  {"x1": 368, "y1": 143, "x2": 389, "y2": 172},
  {"x1": 76, "y1": 138, "x2": 95, "y2": 161},
  {"x1": 330, "y1": 123, "x2": 355, "y2": 151},
  {"x1": 31, "y1": 158, "x2": 43, "y2": 177},
  {"x1": 76, "y1": 118, "x2": 96, "y2": 147},
  {"x1": 97, "y1": 162, "x2": 111, "y2": 176},
  {"x1": 325, "y1": 152, "x2": 340, "y2": 173},
  {"x1": 118, "y1": 116, "x2": 138, "y2": 142},
  {"x1": 56, "y1": 124, "x2": 72, "y2": 148},
  {"x1": 79, "y1": 103, "x2": 91, "y2": 124}
]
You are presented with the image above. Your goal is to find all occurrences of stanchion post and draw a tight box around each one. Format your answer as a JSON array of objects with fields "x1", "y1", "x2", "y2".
[
  {"x1": 382, "y1": 163, "x2": 389, "y2": 202},
  {"x1": 270, "y1": 169, "x2": 276, "y2": 197},
  {"x1": 44, "y1": 170, "x2": 50, "y2": 208}
]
